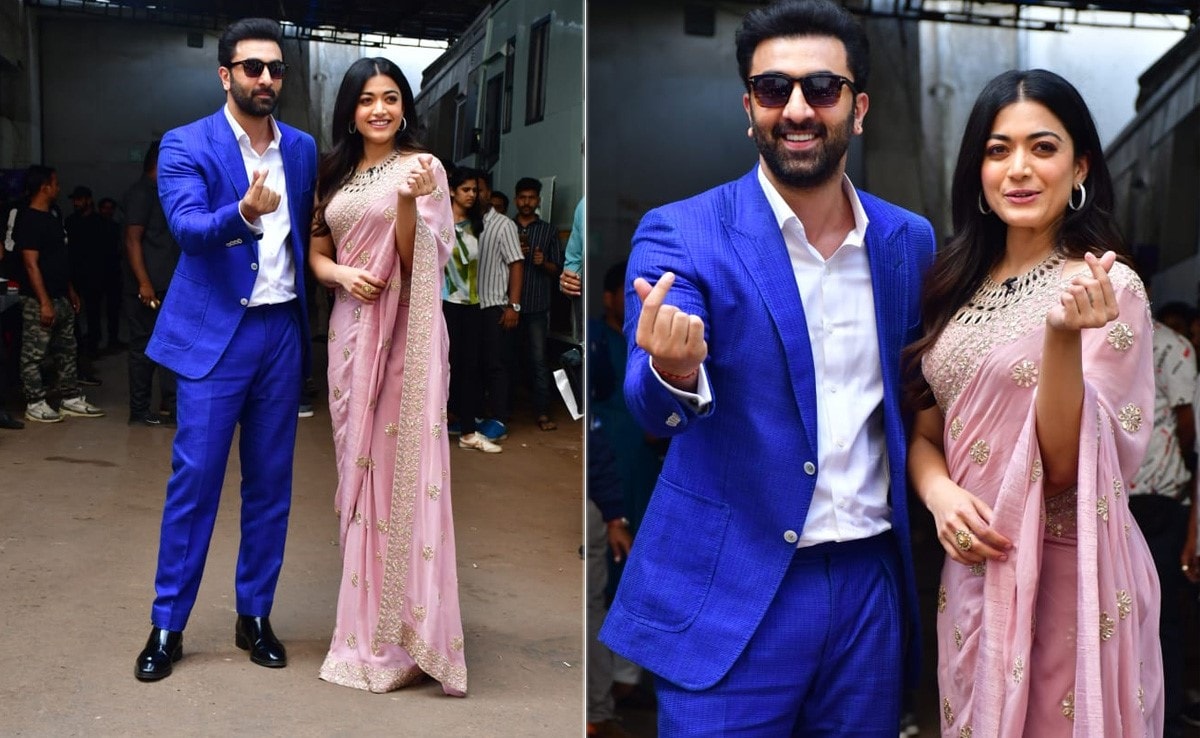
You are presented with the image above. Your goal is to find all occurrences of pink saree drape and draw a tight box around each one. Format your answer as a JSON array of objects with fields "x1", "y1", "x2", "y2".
[
  {"x1": 318, "y1": 154, "x2": 467, "y2": 696},
  {"x1": 924, "y1": 260, "x2": 1162, "y2": 736}
]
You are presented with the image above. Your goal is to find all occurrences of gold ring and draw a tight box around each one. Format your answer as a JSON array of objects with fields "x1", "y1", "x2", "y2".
[
  {"x1": 362, "y1": 284, "x2": 374, "y2": 295},
  {"x1": 954, "y1": 529, "x2": 974, "y2": 552}
]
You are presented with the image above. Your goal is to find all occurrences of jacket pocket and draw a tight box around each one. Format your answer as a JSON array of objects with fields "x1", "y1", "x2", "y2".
[
  {"x1": 619, "y1": 478, "x2": 729, "y2": 632},
  {"x1": 156, "y1": 271, "x2": 209, "y2": 350}
]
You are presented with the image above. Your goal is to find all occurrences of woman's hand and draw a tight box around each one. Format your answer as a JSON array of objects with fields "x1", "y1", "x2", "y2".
[
  {"x1": 924, "y1": 478, "x2": 1012, "y2": 566},
  {"x1": 398, "y1": 154, "x2": 436, "y2": 200},
  {"x1": 1047, "y1": 250, "x2": 1118, "y2": 331},
  {"x1": 336, "y1": 264, "x2": 387, "y2": 304}
]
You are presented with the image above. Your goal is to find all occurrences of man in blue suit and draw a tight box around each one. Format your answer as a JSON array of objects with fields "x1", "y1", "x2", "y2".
[
  {"x1": 599, "y1": 1, "x2": 936, "y2": 734},
  {"x1": 134, "y1": 17, "x2": 317, "y2": 681}
]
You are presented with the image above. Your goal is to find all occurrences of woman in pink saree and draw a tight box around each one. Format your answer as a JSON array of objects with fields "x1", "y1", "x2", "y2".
[
  {"x1": 308, "y1": 57, "x2": 467, "y2": 696},
  {"x1": 906, "y1": 70, "x2": 1162, "y2": 736}
]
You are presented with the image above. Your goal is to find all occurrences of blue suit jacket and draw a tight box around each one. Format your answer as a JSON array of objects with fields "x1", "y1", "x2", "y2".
[
  {"x1": 148, "y1": 108, "x2": 317, "y2": 380},
  {"x1": 600, "y1": 167, "x2": 936, "y2": 690}
]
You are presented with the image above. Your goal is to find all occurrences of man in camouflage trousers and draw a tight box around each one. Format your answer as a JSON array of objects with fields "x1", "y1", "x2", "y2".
[{"x1": 13, "y1": 165, "x2": 104, "y2": 423}]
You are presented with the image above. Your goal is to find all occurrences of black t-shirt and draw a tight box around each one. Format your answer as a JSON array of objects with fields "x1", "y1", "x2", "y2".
[{"x1": 14, "y1": 208, "x2": 71, "y2": 298}]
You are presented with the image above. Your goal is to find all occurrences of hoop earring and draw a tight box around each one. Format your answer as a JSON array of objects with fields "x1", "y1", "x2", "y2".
[
  {"x1": 348, "y1": 121, "x2": 357, "y2": 135},
  {"x1": 1068, "y1": 182, "x2": 1086, "y2": 211},
  {"x1": 399, "y1": 117, "x2": 408, "y2": 133},
  {"x1": 977, "y1": 192, "x2": 992, "y2": 215}
]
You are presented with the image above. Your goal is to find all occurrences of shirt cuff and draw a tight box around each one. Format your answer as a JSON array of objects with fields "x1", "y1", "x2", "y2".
[{"x1": 649, "y1": 357, "x2": 712, "y2": 412}]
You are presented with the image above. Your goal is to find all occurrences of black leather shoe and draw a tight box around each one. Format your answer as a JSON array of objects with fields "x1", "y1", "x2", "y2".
[
  {"x1": 0, "y1": 411, "x2": 24, "y2": 430},
  {"x1": 235, "y1": 615, "x2": 287, "y2": 667},
  {"x1": 135, "y1": 627, "x2": 182, "y2": 681}
]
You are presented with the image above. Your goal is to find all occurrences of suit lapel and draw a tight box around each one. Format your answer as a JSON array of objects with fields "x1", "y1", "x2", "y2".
[
  {"x1": 862, "y1": 195, "x2": 906, "y2": 399},
  {"x1": 208, "y1": 109, "x2": 251, "y2": 197},
  {"x1": 725, "y1": 168, "x2": 819, "y2": 457}
]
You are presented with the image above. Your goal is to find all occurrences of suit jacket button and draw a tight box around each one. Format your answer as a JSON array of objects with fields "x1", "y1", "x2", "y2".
[
  {"x1": 783, "y1": 530, "x2": 798, "y2": 544},
  {"x1": 803, "y1": 461, "x2": 816, "y2": 475},
  {"x1": 251, "y1": 263, "x2": 258, "y2": 271},
  {"x1": 240, "y1": 298, "x2": 249, "y2": 306},
  {"x1": 665, "y1": 412, "x2": 681, "y2": 428}
]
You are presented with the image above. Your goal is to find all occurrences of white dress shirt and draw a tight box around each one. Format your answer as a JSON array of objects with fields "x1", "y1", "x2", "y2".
[
  {"x1": 654, "y1": 166, "x2": 892, "y2": 545},
  {"x1": 223, "y1": 104, "x2": 296, "y2": 306}
]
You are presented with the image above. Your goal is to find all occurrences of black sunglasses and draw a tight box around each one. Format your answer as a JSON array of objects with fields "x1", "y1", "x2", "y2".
[
  {"x1": 747, "y1": 72, "x2": 856, "y2": 108},
  {"x1": 229, "y1": 58, "x2": 288, "y2": 80}
]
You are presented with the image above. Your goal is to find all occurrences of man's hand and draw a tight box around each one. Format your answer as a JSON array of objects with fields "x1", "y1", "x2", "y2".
[
  {"x1": 606, "y1": 519, "x2": 633, "y2": 563},
  {"x1": 500, "y1": 306, "x2": 519, "y2": 329},
  {"x1": 634, "y1": 272, "x2": 707, "y2": 382},
  {"x1": 38, "y1": 300, "x2": 54, "y2": 328},
  {"x1": 138, "y1": 282, "x2": 157, "y2": 308},
  {"x1": 239, "y1": 168, "x2": 281, "y2": 223},
  {"x1": 560, "y1": 268, "x2": 581, "y2": 297}
]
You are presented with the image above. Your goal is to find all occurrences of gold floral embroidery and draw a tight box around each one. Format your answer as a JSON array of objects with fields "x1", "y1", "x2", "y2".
[
  {"x1": 353, "y1": 306, "x2": 362, "y2": 321},
  {"x1": 333, "y1": 387, "x2": 342, "y2": 400},
  {"x1": 1124, "y1": 522, "x2": 1131, "y2": 538},
  {"x1": 357, "y1": 250, "x2": 372, "y2": 266},
  {"x1": 440, "y1": 226, "x2": 451, "y2": 243},
  {"x1": 343, "y1": 347, "x2": 351, "y2": 360},
  {"x1": 1117, "y1": 404, "x2": 1142, "y2": 433},
  {"x1": 1013, "y1": 656, "x2": 1024, "y2": 684},
  {"x1": 969, "y1": 440, "x2": 990, "y2": 465},
  {"x1": 383, "y1": 206, "x2": 396, "y2": 222},
  {"x1": 427, "y1": 484, "x2": 440, "y2": 500},
  {"x1": 937, "y1": 585, "x2": 947, "y2": 613},
  {"x1": 943, "y1": 698, "x2": 955, "y2": 726},
  {"x1": 1117, "y1": 590, "x2": 1132, "y2": 620},
  {"x1": 1011, "y1": 360, "x2": 1038, "y2": 387},
  {"x1": 1113, "y1": 478, "x2": 1123, "y2": 497},
  {"x1": 347, "y1": 632, "x2": 358, "y2": 648},
  {"x1": 959, "y1": 728, "x2": 972, "y2": 738},
  {"x1": 451, "y1": 636, "x2": 464, "y2": 652},
  {"x1": 432, "y1": 186, "x2": 445, "y2": 201},
  {"x1": 1062, "y1": 690, "x2": 1075, "y2": 720},
  {"x1": 949, "y1": 417, "x2": 964, "y2": 441},
  {"x1": 376, "y1": 519, "x2": 388, "y2": 534},
  {"x1": 1097, "y1": 496, "x2": 1109, "y2": 522},
  {"x1": 412, "y1": 605, "x2": 427, "y2": 622},
  {"x1": 1100, "y1": 612, "x2": 1116, "y2": 641},
  {"x1": 969, "y1": 563, "x2": 986, "y2": 577},
  {"x1": 1044, "y1": 488, "x2": 1077, "y2": 539},
  {"x1": 328, "y1": 328, "x2": 337, "y2": 341},
  {"x1": 385, "y1": 423, "x2": 399, "y2": 437},
  {"x1": 1106, "y1": 322, "x2": 1134, "y2": 351},
  {"x1": 338, "y1": 289, "x2": 348, "y2": 302},
  {"x1": 954, "y1": 625, "x2": 963, "y2": 650},
  {"x1": 432, "y1": 423, "x2": 441, "y2": 439},
  {"x1": 355, "y1": 456, "x2": 375, "y2": 470},
  {"x1": 1138, "y1": 685, "x2": 1145, "y2": 712},
  {"x1": 354, "y1": 511, "x2": 363, "y2": 525},
  {"x1": 1030, "y1": 459, "x2": 1043, "y2": 482},
  {"x1": 422, "y1": 545, "x2": 434, "y2": 561},
  {"x1": 351, "y1": 571, "x2": 359, "y2": 587}
]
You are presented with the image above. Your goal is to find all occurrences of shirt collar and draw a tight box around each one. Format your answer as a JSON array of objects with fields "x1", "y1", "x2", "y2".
[
  {"x1": 756, "y1": 165, "x2": 869, "y2": 248},
  {"x1": 223, "y1": 103, "x2": 282, "y2": 152}
]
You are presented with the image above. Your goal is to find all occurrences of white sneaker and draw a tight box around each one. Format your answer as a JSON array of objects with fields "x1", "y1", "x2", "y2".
[
  {"x1": 24, "y1": 400, "x2": 62, "y2": 423},
  {"x1": 60, "y1": 395, "x2": 105, "y2": 418},
  {"x1": 458, "y1": 432, "x2": 502, "y2": 453}
]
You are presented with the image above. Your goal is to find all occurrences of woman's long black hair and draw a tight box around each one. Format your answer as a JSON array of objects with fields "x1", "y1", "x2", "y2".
[
  {"x1": 902, "y1": 69, "x2": 1127, "y2": 412},
  {"x1": 313, "y1": 57, "x2": 425, "y2": 237}
]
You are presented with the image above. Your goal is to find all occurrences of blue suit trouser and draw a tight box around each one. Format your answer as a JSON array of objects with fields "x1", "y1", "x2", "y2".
[
  {"x1": 656, "y1": 533, "x2": 904, "y2": 737},
  {"x1": 150, "y1": 301, "x2": 301, "y2": 631}
]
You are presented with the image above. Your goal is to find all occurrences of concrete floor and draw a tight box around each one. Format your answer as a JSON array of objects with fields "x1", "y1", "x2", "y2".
[{"x1": 0, "y1": 347, "x2": 584, "y2": 737}]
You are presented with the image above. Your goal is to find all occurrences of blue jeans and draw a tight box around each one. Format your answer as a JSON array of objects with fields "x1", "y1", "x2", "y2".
[{"x1": 519, "y1": 310, "x2": 551, "y2": 416}]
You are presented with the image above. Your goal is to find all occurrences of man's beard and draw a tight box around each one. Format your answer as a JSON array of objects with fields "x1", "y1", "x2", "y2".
[
  {"x1": 752, "y1": 111, "x2": 854, "y2": 189},
  {"x1": 230, "y1": 82, "x2": 277, "y2": 117}
]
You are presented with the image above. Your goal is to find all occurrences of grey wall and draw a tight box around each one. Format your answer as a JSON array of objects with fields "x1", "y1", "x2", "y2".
[{"x1": 38, "y1": 13, "x2": 319, "y2": 213}]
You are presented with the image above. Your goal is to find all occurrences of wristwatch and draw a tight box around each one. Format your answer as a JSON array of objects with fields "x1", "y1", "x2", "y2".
[{"x1": 507, "y1": 302, "x2": 522, "y2": 313}]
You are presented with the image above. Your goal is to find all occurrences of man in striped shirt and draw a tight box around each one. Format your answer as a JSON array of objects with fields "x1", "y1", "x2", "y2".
[
  {"x1": 475, "y1": 170, "x2": 524, "y2": 441},
  {"x1": 513, "y1": 177, "x2": 563, "y2": 432}
]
